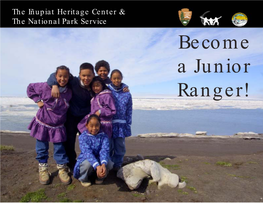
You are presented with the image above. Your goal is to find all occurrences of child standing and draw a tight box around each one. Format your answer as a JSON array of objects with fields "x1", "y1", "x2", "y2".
[
  {"x1": 47, "y1": 63, "x2": 95, "y2": 170},
  {"x1": 107, "y1": 69, "x2": 133, "y2": 171},
  {"x1": 27, "y1": 65, "x2": 72, "y2": 185},
  {"x1": 77, "y1": 76, "x2": 116, "y2": 138},
  {"x1": 95, "y1": 60, "x2": 112, "y2": 85},
  {"x1": 74, "y1": 114, "x2": 113, "y2": 187},
  {"x1": 95, "y1": 60, "x2": 129, "y2": 92}
]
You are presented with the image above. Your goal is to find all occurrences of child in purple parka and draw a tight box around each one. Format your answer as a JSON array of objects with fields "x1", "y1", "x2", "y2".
[
  {"x1": 27, "y1": 66, "x2": 72, "y2": 185},
  {"x1": 107, "y1": 69, "x2": 133, "y2": 171},
  {"x1": 77, "y1": 76, "x2": 116, "y2": 138},
  {"x1": 47, "y1": 63, "x2": 95, "y2": 171}
]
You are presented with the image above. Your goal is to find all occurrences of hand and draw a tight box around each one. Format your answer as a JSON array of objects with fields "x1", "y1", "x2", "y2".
[
  {"x1": 101, "y1": 164, "x2": 106, "y2": 177},
  {"x1": 95, "y1": 110, "x2": 101, "y2": 116},
  {"x1": 37, "y1": 101, "x2": 44, "y2": 108},
  {"x1": 51, "y1": 85, "x2": 60, "y2": 98},
  {"x1": 123, "y1": 87, "x2": 130, "y2": 92},
  {"x1": 96, "y1": 165, "x2": 103, "y2": 179},
  {"x1": 96, "y1": 164, "x2": 106, "y2": 179}
]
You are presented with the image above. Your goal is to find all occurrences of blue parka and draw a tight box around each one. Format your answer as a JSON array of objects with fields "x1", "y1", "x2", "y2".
[{"x1": 108, "y1": 83, "x2": 133, "y2": 138}]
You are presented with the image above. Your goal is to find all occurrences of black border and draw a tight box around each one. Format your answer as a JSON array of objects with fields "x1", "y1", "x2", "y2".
[{"x1": 0, "y1": 1, "x2": 261, "y2": 27}]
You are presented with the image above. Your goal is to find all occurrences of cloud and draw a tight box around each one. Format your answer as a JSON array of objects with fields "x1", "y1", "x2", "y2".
[{"x1": 1, "y1": 28, "x2": 263, "y2": 96}]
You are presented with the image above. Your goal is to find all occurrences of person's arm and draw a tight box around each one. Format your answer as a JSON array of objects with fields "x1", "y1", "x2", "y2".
[
  {"x1": 47, "y1": 72, "x2": 58, "y2": 86},
  {"x1": 122, "y1": 83, "x2": 129, "y2": 92},
  {"x1": 47, "y1": 72, "x2": 73, "y2": 98},
  {"x1": 126, "y1": 94, "x2": 133, "y2": 126},
  {"x1": 47, "y1": 72, "x2": 74, "y2": 86},
  {"x1": 47, "y1": 72, "x2": 60, "y2": 98},
  {"x1": 96, "y1": 164, "x2": 106, "y2": 178},
  {"x1": 51, "y1": 86, "x2": 60, "y2": 98},
  {"x1": 79, "y1": 134, "x2": 100, "y2": 170},
  {"x1": 123, "y1": 86, "x2": 129, "y2": 92},
  {"x1": 101, "y1": 164, "x2": 106, "y2": 176},
  {"x1": 99, "y1": 135, "x2": 110, "y2": 166},
  {"x1": 98, "y1": 94, "x2": 116, "y2": 117},
  {"x1": 77, "y1": 114, "x2": 90, "y2": 133},
  {"x1": 27, "y1": 83, "x2": 44, "y2": 108},
  {"x1": 97, "y1": 136, "x2": 109, "y2": 178}
]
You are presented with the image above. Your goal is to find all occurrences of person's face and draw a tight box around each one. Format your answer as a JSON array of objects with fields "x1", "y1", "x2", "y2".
[
  {"x1": 86, "y1": 117, "x2": 100, "y2": 135},
  {"x1": 79, "y1": 69, "x2": 94, "y2": 87},
  {"x1": 55, "y1": 69, "x2": 70, "y2": 87},
  {"x1": 92, "y1": 81, "x2": 103, "y2": 94},
  {"x1": 111, "y1": 72, "x2": 122, "y2": 87},
  {"x1": 97, "y1": 67, "x2": 109, "y2": 80}
]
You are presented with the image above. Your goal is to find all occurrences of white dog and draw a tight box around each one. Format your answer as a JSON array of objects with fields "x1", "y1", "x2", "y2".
[{"x1": 117, "y1": 159, "x2": 186, "y2": 190}]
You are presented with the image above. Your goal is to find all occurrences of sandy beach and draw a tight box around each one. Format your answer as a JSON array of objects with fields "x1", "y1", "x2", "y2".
[{"x1": 1, "y1": 132, "x2": 263, "y2": 202}]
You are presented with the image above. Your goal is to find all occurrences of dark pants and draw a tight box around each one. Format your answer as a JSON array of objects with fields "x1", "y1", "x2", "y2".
[{"x1": 64, "y1": 112, "x2": 84, "y2": 169}]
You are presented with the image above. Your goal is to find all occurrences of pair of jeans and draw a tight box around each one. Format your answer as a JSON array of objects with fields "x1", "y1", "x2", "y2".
[
  {"x1": 35, "y1": 139, "x2": 69, "y2": 164},
  {"x1": 110, "y1": 137, "x2": 126, "y2": 168},
  {"x1": 78, "y1": 159, "x2": 113, "y2": 182}
]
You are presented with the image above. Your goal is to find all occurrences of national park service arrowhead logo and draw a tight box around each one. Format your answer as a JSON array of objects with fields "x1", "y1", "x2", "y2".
[{"x1": 178, "y1": 8, "x2": 192, "y2": 26}]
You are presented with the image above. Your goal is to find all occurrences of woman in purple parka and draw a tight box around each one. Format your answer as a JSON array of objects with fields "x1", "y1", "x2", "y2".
[
  {"x1": 77, "y1": 76, "x2": 116, "y2": 138},
  {"x1": 27, "y1": 65, "x2": 72, "y2": 185}
]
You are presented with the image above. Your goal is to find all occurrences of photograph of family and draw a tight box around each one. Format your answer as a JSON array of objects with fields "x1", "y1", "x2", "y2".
[{"x1": 1, "y1": 26, "x2": 263, "y2": 202}]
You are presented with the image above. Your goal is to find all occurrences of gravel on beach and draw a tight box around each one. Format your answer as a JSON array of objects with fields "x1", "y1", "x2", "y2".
[{"x1": 1, "y1": 132, "x2": 263, "y2": 202}]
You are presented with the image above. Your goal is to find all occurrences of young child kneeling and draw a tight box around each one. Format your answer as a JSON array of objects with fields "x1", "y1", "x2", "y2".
[{"x1": 73, "y1": 114, "x2": 113, "y2": 187}]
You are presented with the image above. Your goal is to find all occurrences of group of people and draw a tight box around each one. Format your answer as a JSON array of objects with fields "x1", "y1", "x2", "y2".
[{"x1": 27, "y1": 60, "x2": 132, "y2": 187}]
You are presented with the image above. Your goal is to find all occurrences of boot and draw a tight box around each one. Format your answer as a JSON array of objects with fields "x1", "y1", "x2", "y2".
[
  {"x1": 95, "y1": 178, "x2": 105, "y2": 185},
  {"x1": 39, "y1": 163, "x2": 50, "y2": 185},
  {"x1": 57, "y1": 164, "x2": 71, "y2": 185},
  {"x1": 80, "y1": 181, "x2": 92, "y2": 187}
]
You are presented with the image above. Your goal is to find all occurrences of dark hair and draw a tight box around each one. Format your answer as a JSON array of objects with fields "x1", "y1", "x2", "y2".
[
  {"x1": 86, "y1": 114, "x2": 101, "y2": 125},
  {"x1": 110, "y1": 69, "x2": 123, "y2": 79},
  {"x1": 79, "y1": 63, "x2": 95, "y2": 74},
  {"x1": 90, "y1": 76, "x2": 108, "y2": 95},
  {"x1": 56, "y1": 65, "x2": 70, "y2": 75},
  {"x1": 95, "y1": 60, "x2": 110, "y2": 73}
]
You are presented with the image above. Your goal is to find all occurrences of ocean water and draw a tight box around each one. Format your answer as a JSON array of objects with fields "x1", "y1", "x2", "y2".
[
  {"x1": 1, "y1": 102, "x2": 263, "y2": 136},
  {"x1": 132, "y1": 109, "x2": 263, "y2": 135}
]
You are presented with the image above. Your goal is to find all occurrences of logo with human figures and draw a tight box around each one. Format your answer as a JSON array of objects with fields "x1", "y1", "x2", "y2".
[
  {"x1": 178, "y1": 8, "x2": 192, "y2": 26},
  {"x1": 200, "y1": 11, "x2": 222, "y2": 26},
  {"x1": 232, "y1": 12, "x2": 248, "y2": 27}
]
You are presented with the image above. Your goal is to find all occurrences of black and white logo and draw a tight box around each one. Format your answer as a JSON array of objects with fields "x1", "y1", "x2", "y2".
[{"x1": 200, "y1": 11, "x2": 222, "y2": 26}]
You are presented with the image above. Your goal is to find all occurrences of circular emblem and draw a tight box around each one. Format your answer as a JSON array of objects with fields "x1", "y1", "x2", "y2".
[{"x1": 232, "y1": 12, "x2": 248, "y2": 27}]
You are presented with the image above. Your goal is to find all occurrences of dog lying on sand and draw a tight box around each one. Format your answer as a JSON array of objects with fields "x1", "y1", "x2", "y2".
[{"x1": 117, "y1": 159, "x2": 186, "y2": 190}]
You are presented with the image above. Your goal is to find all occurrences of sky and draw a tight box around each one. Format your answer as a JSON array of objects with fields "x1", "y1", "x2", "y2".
[{"x1": 1, "y1": 28, "x2": 263, "y2": 100}]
